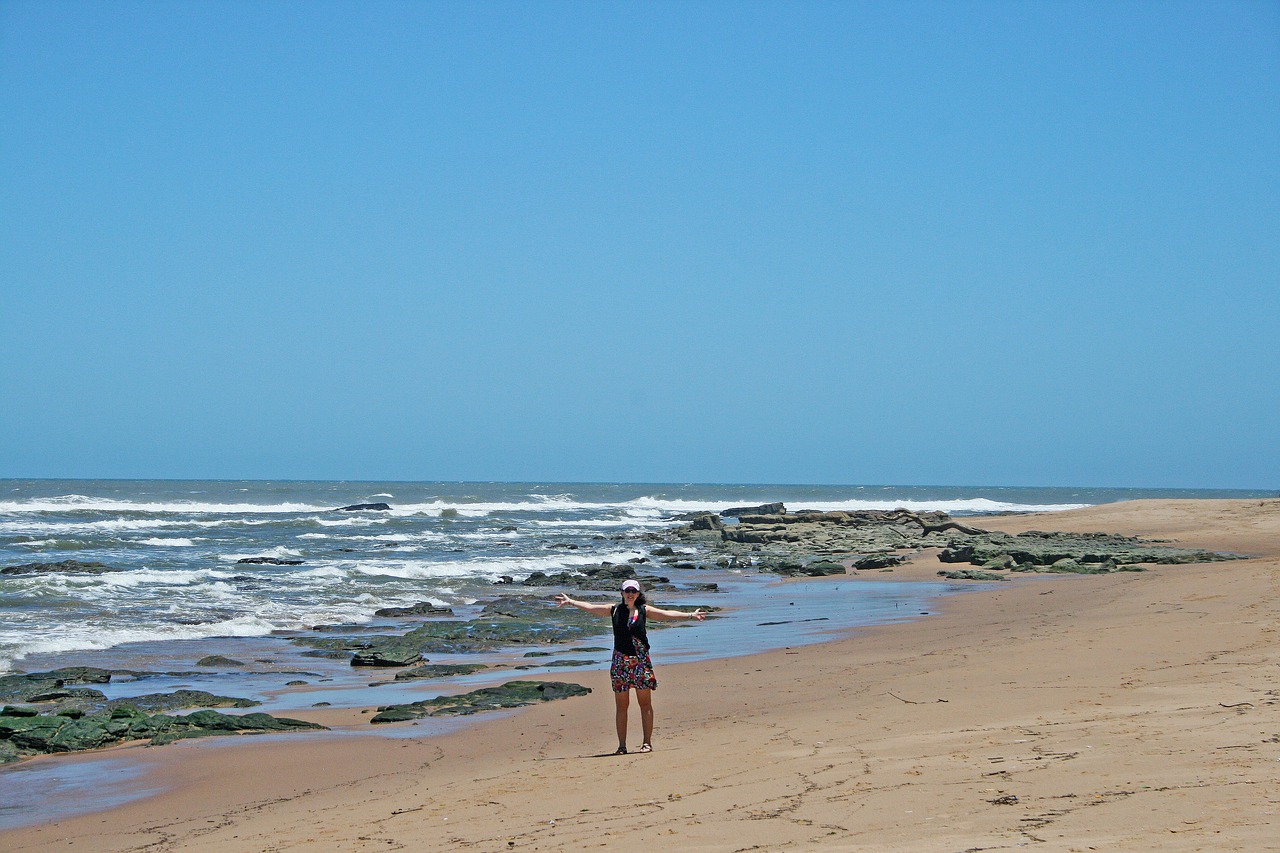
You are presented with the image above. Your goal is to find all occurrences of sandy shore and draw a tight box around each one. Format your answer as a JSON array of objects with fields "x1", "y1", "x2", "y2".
[{"x1": 4, "y1": 499, "x2": 1277, "y2": 851}]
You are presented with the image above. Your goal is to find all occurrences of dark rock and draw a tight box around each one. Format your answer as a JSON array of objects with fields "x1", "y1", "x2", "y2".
[
  {"x1": 938, "y1": 569, "x2": 1008, "y2": 581},
  {"x1": 1, "y1": 560, "x2": 121, "y2": 576},
  {"x1": 236, "y1": 557, "x2": 304, "y2": 566},
  {"x1": 854, "y1": 554, "x2": 905, "y2": 570},
  {"x1": 0, "y1": 668, "x2": 119, "y2": 708},
  {"x1": 101, "y1": 691, "x2": 259, "y2": 714},
  {"x1": 335, "y1": 503, "x2": 392, "y2": 511},
  {"x1": 720, "y1": 503, "x2": 786, "y2": 518},
  {"x1": 393, "y1": 663, "x2": 489, "y2": 681},
  {"x1": 650, "y1": 546, "x2": 678, "y2": 557},
  {"x1": 685, "y1": 513, "x2": 725, "y2": 531},
  {"x1": 0, "y1": 705, "x2": 324, "y2": 761},
  {"x1": 371, "y1": 681, "x2": 591, "y2": 723},
  {"x1": 298, "y1": 596, "x2": 606, "y2": 658},
  {"x1": 197, "y1": 655, "x2": 245, "y2": 667},
  {"x1": 351, "y1": 645, "x2": 425, "y2": 667},
  {"x1": 373, "y1": 602, "x2": 455, "y2": 618}
]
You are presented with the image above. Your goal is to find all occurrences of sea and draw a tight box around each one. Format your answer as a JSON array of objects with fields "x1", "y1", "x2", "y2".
[
  {"x1": 0, "y1": 479, "x2": 1272, "y2": 830},
  {"x1": 2, "y1": 479, "x2": 1270, "y2": 681}
]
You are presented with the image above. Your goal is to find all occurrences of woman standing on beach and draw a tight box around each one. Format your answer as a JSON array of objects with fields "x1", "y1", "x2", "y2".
[{"x1": 555, "y1": 579, "x2": 705, "y2": 754}]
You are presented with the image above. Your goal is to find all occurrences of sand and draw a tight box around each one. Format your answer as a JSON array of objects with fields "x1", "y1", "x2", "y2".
[{"x1": 3, "y1": 498, "x2": 1277, "y2": 851}]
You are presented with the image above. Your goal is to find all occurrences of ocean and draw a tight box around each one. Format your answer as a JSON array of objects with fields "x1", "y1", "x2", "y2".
[
  {"x1": 1, "y1": 479, "x2": 1274, "y2": 830},
  {"x1": 2, "y1": 479, "x2": 1269, "y2": 682}
]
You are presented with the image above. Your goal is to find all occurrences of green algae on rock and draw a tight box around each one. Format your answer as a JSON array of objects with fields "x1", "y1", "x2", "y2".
[
  {"x1": 0, "y1": 705, "x2": 326, "y2": 763},
  {"x1": 370, "y1": 680, "x2": 591, "y2": 723}
]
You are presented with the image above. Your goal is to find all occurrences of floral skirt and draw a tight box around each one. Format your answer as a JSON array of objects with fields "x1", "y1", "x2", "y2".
[{"x1": 610, "y1": 642, "x2": 657, "y2": 693}]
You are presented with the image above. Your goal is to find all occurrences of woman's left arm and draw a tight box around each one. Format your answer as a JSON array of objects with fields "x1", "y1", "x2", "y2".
[{"x1": 645, "y1": 605, "x2": 706, "y2": 622}]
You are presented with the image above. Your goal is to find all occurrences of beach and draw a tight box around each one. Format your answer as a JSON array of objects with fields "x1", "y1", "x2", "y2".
[{"x1": 2, "y1": 498, "x2": 1277, "y2": 851}]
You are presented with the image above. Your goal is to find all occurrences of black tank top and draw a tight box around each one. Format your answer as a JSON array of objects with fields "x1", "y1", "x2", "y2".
[{"x1": 611, "y1": 603, "x2": 648, "y2": 656}]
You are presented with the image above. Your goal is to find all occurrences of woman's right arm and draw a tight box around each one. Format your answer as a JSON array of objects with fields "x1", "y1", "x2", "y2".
[{"x1": 554, "y1": 593, "x2": 613, "y2": 616}]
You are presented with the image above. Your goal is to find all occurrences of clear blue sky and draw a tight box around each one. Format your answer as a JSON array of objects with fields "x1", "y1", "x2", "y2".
[{"x1": 2, "y1": 1, "x2": 1276, "y2": 488}]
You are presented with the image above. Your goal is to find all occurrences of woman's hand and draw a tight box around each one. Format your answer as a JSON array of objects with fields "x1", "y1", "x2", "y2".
[
  {"x1": 554, "y1": 593, "x2": 571, "y2": 607},
  {"x1": 691, "y1": 608, "x2": 705, "y2": 621}
]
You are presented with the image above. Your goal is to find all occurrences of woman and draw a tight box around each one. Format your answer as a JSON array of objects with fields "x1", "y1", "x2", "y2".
[{"x1": 555, "y1": 579, "x2": 705, "y2": 754}]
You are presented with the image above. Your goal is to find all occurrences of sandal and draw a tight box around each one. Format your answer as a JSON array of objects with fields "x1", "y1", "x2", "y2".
[
  {"x1": 614, "y1": 746, "x2": 628, "y2": 755},
  {"x1": 637, "y1": 743, "x2": 652, "y2": 753}
]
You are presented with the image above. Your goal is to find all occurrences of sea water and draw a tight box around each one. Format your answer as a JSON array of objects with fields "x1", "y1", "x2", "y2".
[
  {"x1": 1, "y1": 480, "x2": 1269, "y2": 676},
  {"x1": 1, "y1": 480, "x2": 1271, "y2": 830}
]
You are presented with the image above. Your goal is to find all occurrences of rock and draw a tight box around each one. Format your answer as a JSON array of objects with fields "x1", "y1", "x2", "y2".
[
  {"x1": 393, "y1": 664, "x2": 489, "y2": 681},
  {"x1": 719, "y1": 503, "x2": 786, "y2": 518},
  {"x1": 938, "y1": 569, "x2": 1008, "y2": 581},
  {"x1": 197, "y1": 655, "x2": 245, "y2": 667},
  {"x1": 0, "y1": 668, "x2": 119, "y2": 708},
  {"x1": 650, "y1": 546, "x2": 678, "y2": 557},
  {"x1": 373, "y1": 602, "x2": 455, "y2": 618},
  {"x1": 236, "y1": 557, "x2": 304, "y2": 566},
  {"x1": 350, "y1": 645, "x2": 425, "y2": 667},
  {"x1": 371, "y1": 681, "x2": 591, "y2": 723},
  {"x1": 101, "y1": 691, "x2": 259, "y2": 714},
  {"x1": 1, "y1": 560, "x2": 121, "y2": 576},
  {"x1": 0, "y1": 705, "x2": 325, "y2": 761},
  {"x1": 854, "y1": 554, "x2": 905, "y2": 570},
  {"x1": 772, "y1": 559, "x2": 844, "y2": 577},
  {"x1": 335, "y1": 503, "x2": 392, "y2": 512}
]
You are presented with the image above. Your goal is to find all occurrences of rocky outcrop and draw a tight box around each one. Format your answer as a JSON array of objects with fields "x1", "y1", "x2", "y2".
[
  {"x1": 668, "y1": 508, "x2": 1237, "y2": 578},
  {"x1": 854, "y1": 553, "x2": 906, "y2": 570},
  {"x1": 370, "y1": 681, "x2": 590, "y2": 723},
  {"x1": 1, "y1": 560, "x2": 121, "y2": 576},
  {"x1": 335, "y1": 503, "x2": 392, "y2": 512},
  {"x1": 719, "y1": 503, "x2": 786, "y2": 518},
  {"x1": 299, "y1": 596, "x2": 608, "y2": 661},
  {"x1": 1, "y1": 668, "x2": 261, "y2": 717},
  {"x1": 935, "y1": 531, "x2": 1236, "y2": 571},
  {"x1": 0, "y1": 705, "x2": 325, "y2": 763},
  {"x1": 393, "y1": 663, "x2": 489, "y2": 681},
  {"x1": 237, "y1": 557, "x2": 304, "y2": 565},
  {"x1": 197, "y1": 655, "x2": 245, "y2": 667},
  {"x1": 938, "y1": 569, "x2": 1008, "y2": 581},
  {"x1": 373, "y1": 602, "x2": 455, "y2": 618}
]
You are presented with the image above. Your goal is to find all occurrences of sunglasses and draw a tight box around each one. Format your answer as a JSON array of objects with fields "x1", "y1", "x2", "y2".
[{"x1": 622, "y1": 589, "x2": 639, "y2": 594}]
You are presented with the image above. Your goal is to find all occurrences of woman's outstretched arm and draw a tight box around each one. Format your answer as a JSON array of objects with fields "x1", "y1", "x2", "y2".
[
  {"x1": 644, "y1": 605, "x2": 706, "y2": 622},
  {"x1": 554, "y1": 593, "x2": 614, "y2": 616}
]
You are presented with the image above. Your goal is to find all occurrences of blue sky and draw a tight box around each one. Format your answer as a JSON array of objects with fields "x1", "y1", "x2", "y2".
[{"x1": 2, "y1": 1, "x2": 1276, "y2": 488}]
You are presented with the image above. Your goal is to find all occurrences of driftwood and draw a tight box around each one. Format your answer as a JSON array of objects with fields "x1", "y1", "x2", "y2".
[{"x1": 883, "y1": 510, "x2": 988, "y2": 536}]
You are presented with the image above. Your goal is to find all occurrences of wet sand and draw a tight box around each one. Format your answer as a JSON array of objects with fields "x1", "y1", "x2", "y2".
[{"x1": 3, "y1": 499, "x2": 1277, "y2": 851}]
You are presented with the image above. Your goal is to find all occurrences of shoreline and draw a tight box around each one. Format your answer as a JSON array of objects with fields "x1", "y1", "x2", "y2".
[{"x1": 3, "y1": 498, "x2": 1277, "y2": 850}]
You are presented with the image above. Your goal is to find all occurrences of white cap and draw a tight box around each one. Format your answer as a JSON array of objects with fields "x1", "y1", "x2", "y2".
[{"x1": 621, "y1": 579, "x2": 641, "y2": 592}]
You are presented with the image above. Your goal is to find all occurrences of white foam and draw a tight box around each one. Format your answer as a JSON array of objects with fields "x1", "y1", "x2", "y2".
[
  {"x1": 0, "y1": 495, "x2": 330, "y2": 514},
  {"x1": 0, "y1": 492, "x2": 1088, "y2": 523},
  {"x1": 138, "y1": 537, "x2": 199, "y2": 547},
  {"x1": 92, "y1": 568, "x2": 228, "y2": 588}
]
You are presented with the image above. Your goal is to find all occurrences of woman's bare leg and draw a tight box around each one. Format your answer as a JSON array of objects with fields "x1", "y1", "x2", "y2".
[
  {"x1": 636, "y1": 688, "x2": 654, "y2": 748},
  {"x1": 614, "y1": 690, "x2": 630, "y2": 750}
]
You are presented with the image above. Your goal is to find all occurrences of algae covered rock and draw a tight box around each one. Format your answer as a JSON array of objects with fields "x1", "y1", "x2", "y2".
[
  {"x1": 1, "y1": 560, "x2": 122, "y2": 576},
  {"x1": 938, "y1": 569, "x2": 1008, "y2": 581},
  {"x1": 854, "y1": 553, "x2": 905, "y2": 570},
  {"x1": 196, "y1": 655, "x2": 245, "y2": 667},
  {"x1": 393, "y1": 663, "x2": 490, "y2": 681},
  {"x1": 0, "y1": 704, "x2": 325, "y2": 762},
  {"x1": 371, "y1": 680, "x2": 590, "y2": 723}
]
